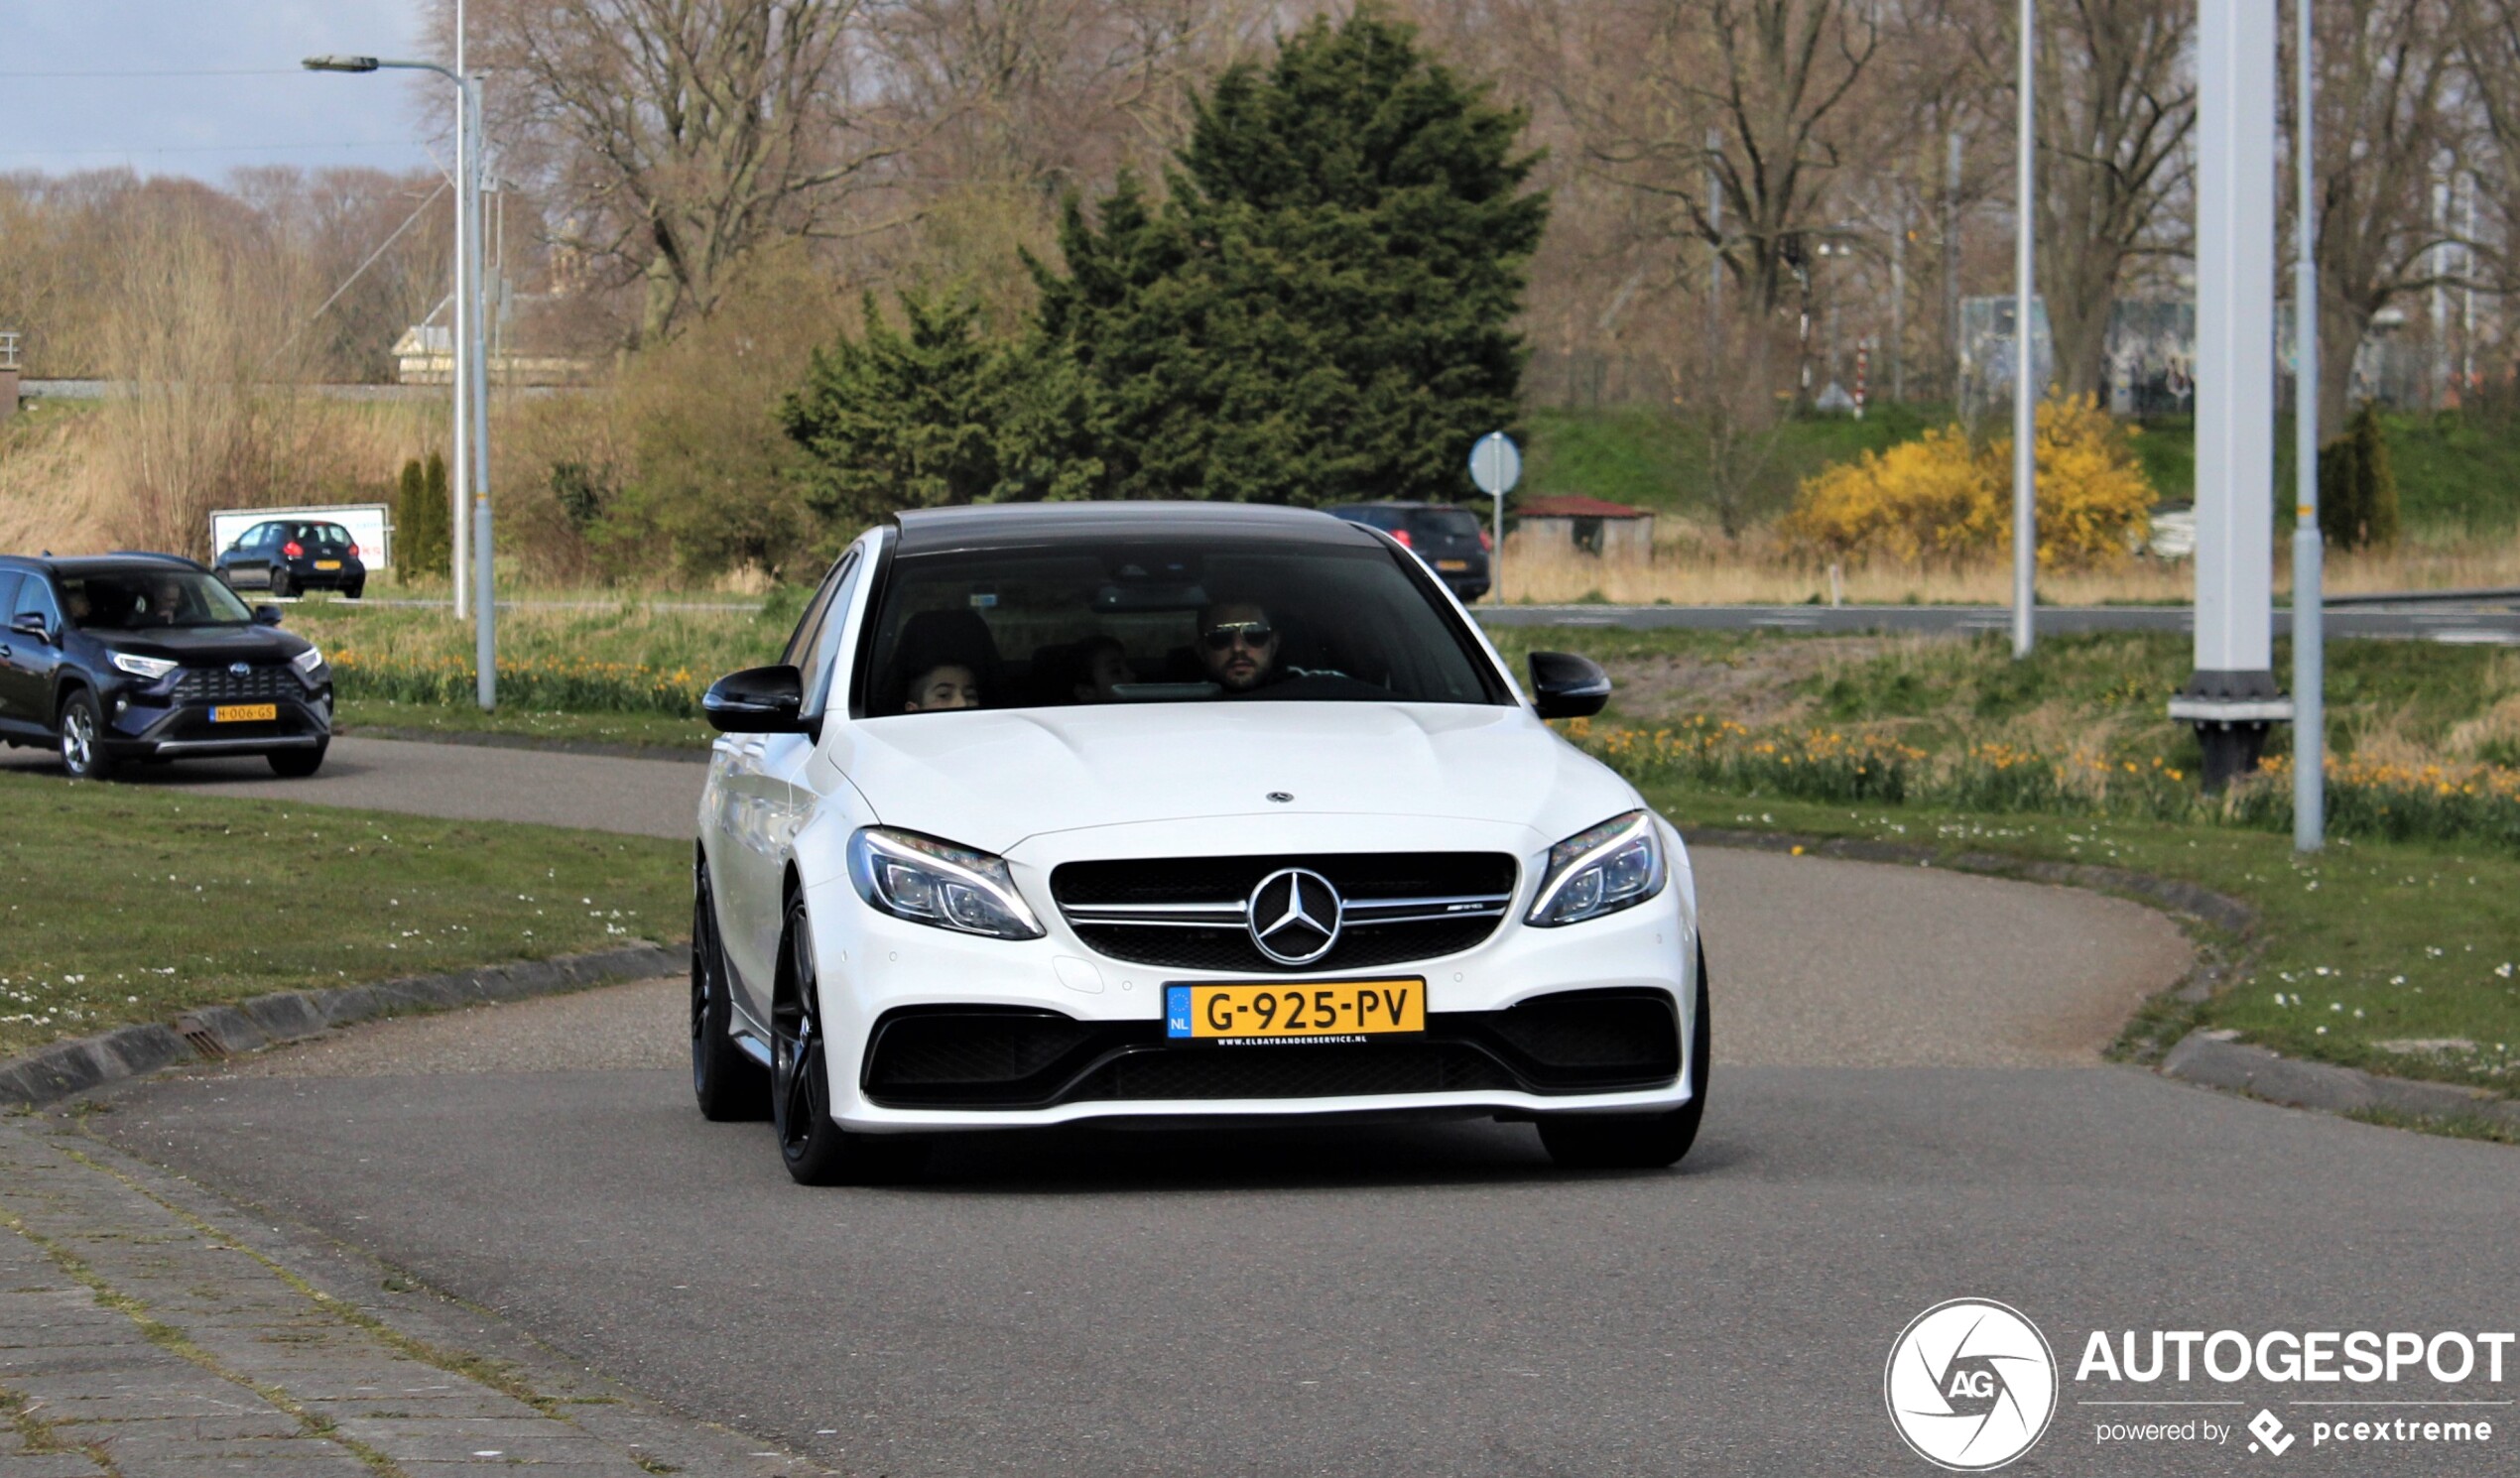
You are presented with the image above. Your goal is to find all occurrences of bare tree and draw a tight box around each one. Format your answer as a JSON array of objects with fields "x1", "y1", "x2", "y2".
[
  {"x1": 2029, "y1": 0, "x2": 2195, "y2": 399},
  {"x1": 1541, "y1": 0, "x2": 1882, "y2": 318},
  {"x1": 2300, "y1": 0, "x2": 2466, "y2": 435},
  {"x1": 456, "y1": 0, "x2": 900, "y2": 344}
]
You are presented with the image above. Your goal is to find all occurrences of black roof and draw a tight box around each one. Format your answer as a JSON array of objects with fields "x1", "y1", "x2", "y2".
[
  {"x1": 0, "y1": 552, "x2": 208, "y2": 575},
  {"x1": 890, "y1": 502, "x2": 1378, "y2": 556}
]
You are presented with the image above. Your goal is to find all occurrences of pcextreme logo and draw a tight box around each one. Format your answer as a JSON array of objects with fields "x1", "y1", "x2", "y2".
[{"x1": 1885, "y1": 1298, "x2": 2060, "y2": 1471}]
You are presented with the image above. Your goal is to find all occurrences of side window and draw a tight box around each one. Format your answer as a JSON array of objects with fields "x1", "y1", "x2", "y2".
[
  {"x1": 13, "y1": 575, "x2": 61, "y2": 634},
  {"x1": 0, "y1": 572, "x2": 20, "y2": 621},
  {"x1": 797, "y1": 553, "x2": 864, "y2": 720}
]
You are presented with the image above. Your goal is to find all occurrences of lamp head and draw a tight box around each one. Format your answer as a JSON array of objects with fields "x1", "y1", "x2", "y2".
[{"x1": 302, "y1": 55, "x2": 382, "y2": 72}]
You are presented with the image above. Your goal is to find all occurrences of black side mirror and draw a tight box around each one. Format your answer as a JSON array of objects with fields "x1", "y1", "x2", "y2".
[
  {"x1": 252, "y1": 605, "x2": 285, "y2": 626},
  {"x1": 704, "y1": 664, "x2": 809, "y2": 734},
  {"x1": 1528, "y1": 651, "x2": 1611, "y2": 720}
]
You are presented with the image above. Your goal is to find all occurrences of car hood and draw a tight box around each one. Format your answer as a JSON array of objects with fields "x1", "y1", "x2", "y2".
[
  {"x1": 90, "y1": 625, "x2": 313, "y2": 664},
  {"x1": 822, "y1": 701, "x2": 1641, "y2": 855}
]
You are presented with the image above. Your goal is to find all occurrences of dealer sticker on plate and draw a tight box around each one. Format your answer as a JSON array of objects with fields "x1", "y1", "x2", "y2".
[{"x1": 1165, "y1": 979, "x2": 1424, "y2": 1044}]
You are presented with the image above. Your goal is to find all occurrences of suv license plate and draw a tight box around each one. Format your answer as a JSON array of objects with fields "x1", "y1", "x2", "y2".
[
  {"x1": 210, "y1": 704, "x2": 277, "y2": 723},
  {"x1": 1165, "y1": 979, "x2": 1425, "y2": 1042}
]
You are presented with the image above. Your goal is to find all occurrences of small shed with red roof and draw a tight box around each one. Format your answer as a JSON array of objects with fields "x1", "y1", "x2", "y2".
[{"x1": 1515, "y1": 494, "x2": 1655, "y2": 557}]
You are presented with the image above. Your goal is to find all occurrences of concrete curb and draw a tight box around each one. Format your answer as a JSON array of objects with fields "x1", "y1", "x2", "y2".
[
  {"x1": 2161, "y1": 1030, "x2": 2520, "y2": 1132},
  {"x1": 339, "y1": 724, "x2": 711, "y2": 764},
  {"x1": 0, "y1": 941, "x2": 691, "y2": 1107}
]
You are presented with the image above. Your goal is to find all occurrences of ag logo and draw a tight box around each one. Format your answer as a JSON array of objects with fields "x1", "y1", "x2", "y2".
[{"x1": 1884, "y1": 1298, "x2": 2058, "y2": 1470}]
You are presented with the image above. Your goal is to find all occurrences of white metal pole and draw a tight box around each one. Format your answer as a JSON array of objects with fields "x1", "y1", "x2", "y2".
[
  {"x1": 2011, "y1": 0, "x2": 2036, "y2": 659},
  {"x1": 448, "y1": 63, "x2": 469, "y2": 623},
  {"x1": 2293, "y1": 0, "x2": 2324, "y2": 849},
  {"x1": 466, "y1": 75, "x2": 495, "y2": 711}
]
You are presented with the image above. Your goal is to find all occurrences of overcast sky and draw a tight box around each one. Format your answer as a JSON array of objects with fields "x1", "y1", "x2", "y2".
[{"x1": 3, "y1": 0, "x2": 441, "y2": 181}]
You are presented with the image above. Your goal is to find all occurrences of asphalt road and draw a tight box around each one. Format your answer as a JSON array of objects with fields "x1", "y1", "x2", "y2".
[
  {"x1": 1476, "y1": 603, "x2": 2520, "y2": 644},
  {"x1": 43, "y1": 739, "x2": 2518, "y2": 1474}
]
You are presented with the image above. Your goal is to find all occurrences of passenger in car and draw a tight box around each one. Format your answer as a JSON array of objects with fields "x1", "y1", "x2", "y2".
[
  {"x1": 901, "y1": 663, "x2": 981, "y2": 712},
  {"x1": 1071, "y1": 635, "x2": 1132, "y2": 702},
  {"x1": 1197, "y1": 601, "x2": 1281, "y2": 693}
]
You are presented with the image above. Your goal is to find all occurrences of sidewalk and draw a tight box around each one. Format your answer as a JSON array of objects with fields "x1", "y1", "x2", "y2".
[{"x1": 0, "y1": 1112, "x2": 820, "y2": 1477}]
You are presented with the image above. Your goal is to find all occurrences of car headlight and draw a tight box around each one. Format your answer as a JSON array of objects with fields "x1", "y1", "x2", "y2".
[
  {"x1": 846, "y1": 827, "x2": 1045, "y2": 940},
  {"x1": 292, "y1": 645, "x2": 325, "y2": 675},
  {"x1": 110, "y1": 652, "x2": 179, "y2": 681},
  {"x1": 1527, "y1": 809, "x2": 1667, "y2": 927}
]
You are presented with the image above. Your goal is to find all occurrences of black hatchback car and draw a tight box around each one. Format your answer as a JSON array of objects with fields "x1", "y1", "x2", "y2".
[
  {"x1": 0, "y1": 553, "x2": 332, "y2": 780},
  {"x1": 1321, "y1": 502, "x2": 1492, "y2": 601},
  {"x1": 213, "y1": 519, "x2": 367, "y2": 599}
]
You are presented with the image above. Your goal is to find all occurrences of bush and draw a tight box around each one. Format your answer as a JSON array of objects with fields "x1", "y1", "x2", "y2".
[
  {"x1": 2320, "y1": 403, "x2": 2400, "y2": 550},
  {"x1": 1781, "y1": 393, "x2": 2155, "y2": 568},
  {"x1": 394, "y1": 451, "x2": 451, "y2": 582}
]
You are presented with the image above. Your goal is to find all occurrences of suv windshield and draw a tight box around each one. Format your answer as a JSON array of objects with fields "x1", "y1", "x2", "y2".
[
  {"x1": 859, "y1": 539, "x2": 1505, "y2": 716},
  {"x1": 62, "y1": 569, "x2": 256, "y2": 630}
]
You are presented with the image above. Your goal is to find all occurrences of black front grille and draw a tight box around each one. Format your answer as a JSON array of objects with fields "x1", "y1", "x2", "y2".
[
  {"x1": 174, "y1": 664, "x2": 296, "y2": 702},
  {"x1": 858, "y1": 988, "x2": 1678, "y2": 1110},
  {"x1": 1069, "y1": 1042, "x2": 1518, "y2": 1101},
  {"x1": 1052, "y1": 852, "x2": 1517, "y2": 973}
]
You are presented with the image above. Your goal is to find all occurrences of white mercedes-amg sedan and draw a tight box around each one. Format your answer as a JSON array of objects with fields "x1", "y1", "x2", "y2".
[{"x1": 692, "y1": 503, "x2": 1707, "y2": 1183}]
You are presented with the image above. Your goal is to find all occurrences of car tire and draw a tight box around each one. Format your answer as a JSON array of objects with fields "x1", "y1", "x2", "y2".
[
  {"x1": 692, "y1": 858, "x2": 770, "y2": 1121},
  {"x1": 266, "y1": 743, "x2": 326, "y2": 778},
  {"x1": 772, "y1": 893, "x2": 928, "y2": 1186},
  {"x1": 57, "y1": 689, "x2": 116, "y2": 782},
  {"x1": 344, "y1": 580, "x2": 365, "y2": 601},
  {"x1": 269, "y1": 568, "x2": 292, "y2": 598},
  {"x1": 1537, "y1": 942, "x2": 1709, "y2": 1170}
]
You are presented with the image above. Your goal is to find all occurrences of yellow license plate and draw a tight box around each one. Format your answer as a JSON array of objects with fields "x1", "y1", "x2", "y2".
[
  {"x1": 210, "y1": 704, "x2": 277, "y2": 723},
  {"x1": 314, "y1": 559, "x2": 342, "y2": 570},
  {"x1": 1436, "y1": 558, "x2": 1469, "y2": 571},
  {"x1": 1165, "y1": 978, "x2": 1425, "y2": 1042}
]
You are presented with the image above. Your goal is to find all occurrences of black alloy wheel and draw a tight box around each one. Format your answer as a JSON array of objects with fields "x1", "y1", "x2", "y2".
[
  {"x1": 267, "y1": 742, "x2": 326, "y2": 778},
  {"x1": 691, "y1": 859, "x2": 769, "y2": 1120},
  {"x1": 57, "y1": 690, "x2": 116, "y2": 781},
  {"x1": 771, "y1": 893, "x2": 927, "y2": 1185},
  {"x1": 1537, "y1": 940, "x2": 1711, "y2": 1170}
]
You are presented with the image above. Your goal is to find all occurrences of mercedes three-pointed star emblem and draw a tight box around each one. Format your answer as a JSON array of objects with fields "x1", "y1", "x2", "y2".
[{"x1": 1246, "y1": 867, "x2": 1342, "y2": 966}]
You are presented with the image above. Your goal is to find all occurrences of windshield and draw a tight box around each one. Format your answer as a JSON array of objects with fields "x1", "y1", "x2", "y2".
[
  {"x1": 287, "y1": 523, "x2": 354, "y2": 549},
  {"x1": 62, "y1": 569, "x2": 256, "y2": 630},
  {"x1": 857, "y1": 538, "x2": 1507, "y2": 717}
]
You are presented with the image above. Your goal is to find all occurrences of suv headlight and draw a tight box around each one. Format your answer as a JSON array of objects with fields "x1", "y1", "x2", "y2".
[
  {"x1": 846, "y1": 827, "x2": 1045, "y2": 940},
  {"x1": 292, "y1": 645, "x2": 325, "y2": 675},
  {"x1": 110, "y1": 652, "x2": 179, "y2": 681},
  {"x1": 1527, "y1": 809, "x2": 1667, "y2": 926}
]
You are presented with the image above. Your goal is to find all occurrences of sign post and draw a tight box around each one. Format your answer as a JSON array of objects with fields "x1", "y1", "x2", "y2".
[{"x1": 1468, "y1": 431, "x2": 1521, "y2": 604}]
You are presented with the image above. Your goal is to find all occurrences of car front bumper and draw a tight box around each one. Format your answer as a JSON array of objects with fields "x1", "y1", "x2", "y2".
[
  {"x1": 795, "y1": 812, "x2": 1700, "y2": 1132},
  {"x1": 101, "y1": 684, "x2": 333, "y2": 758}
]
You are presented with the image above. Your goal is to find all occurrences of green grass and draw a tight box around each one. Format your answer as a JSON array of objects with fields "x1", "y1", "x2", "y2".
[
  {"x1": 1647, "y1": 790, "x2": 2520, "y2": 1099},
  {"x1": 335, "y1": 698, "x2": 714, "y2": 751},
  {"x1": 1524, "y1": 403, "x2": 2520, "y2": 539},
  {"x1": 1521, "y1": 403, "x2": 1945, "y2": 527},
  {"x1": 0, "y1": 771, "x2": 689, "y2": 1060}
]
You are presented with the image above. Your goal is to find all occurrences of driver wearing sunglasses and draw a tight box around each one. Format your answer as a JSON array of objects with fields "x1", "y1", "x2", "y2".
[{"x1": 1196, "y1": 600, "x2": 1282, "y2": 693}]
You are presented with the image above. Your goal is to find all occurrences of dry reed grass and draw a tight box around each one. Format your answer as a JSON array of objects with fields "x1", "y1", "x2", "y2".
[{"x1": 1490, "y1": 528, "x2": 2520, "y2": 606}]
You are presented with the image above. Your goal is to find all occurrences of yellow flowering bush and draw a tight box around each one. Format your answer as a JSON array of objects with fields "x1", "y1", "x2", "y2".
[{"x1": 1782, "y1": 393, "x2": 2155, "y2": 569}]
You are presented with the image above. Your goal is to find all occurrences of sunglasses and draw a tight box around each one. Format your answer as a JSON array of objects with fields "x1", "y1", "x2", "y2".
[{"x1": 1200, "y1": 621, "x2": 1276, "y2": 652}]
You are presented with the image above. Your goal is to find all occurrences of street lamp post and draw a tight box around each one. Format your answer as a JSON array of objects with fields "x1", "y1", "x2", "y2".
[
  {"x1": 2011, "y1": 0, "x2": 2037, "y2": 661},
  {"x1": 305, "y1": 53, "x2": 495, "y2": 710}
]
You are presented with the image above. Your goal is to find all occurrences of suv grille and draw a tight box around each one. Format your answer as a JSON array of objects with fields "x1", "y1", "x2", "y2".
[
  {"x1": 174, "y1": 664, "x2": 295, "y2": 702},
  {"x1": 1051, "y1": 852, "x2": 1517, "y2": 973}
]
